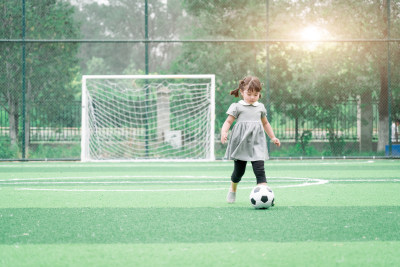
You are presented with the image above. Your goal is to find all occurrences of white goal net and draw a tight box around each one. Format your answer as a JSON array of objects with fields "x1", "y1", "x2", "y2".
[{"x1": 81, "y1": 75, "x2": 215, "y2": 161}]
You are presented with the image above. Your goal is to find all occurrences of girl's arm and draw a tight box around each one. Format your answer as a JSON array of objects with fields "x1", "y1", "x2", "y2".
[
  {"x1": 261, "y1": 117, "x2": 281, "y2": 147},
  {"x1": 221, "y1": 115, "x2": 235, "y2": 144}
]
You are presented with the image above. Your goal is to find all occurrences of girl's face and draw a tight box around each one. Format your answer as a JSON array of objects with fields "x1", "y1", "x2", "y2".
[{"x1": 241, "y1": 89, "x2": 260, "y2": 105}]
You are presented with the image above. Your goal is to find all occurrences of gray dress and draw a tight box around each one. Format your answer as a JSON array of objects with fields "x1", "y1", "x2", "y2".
[{"x1": 224, "y1": 101, "x2": 269, "y2": 161}]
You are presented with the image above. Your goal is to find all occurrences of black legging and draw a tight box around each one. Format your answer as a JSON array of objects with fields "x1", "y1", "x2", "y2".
[{"x1": 231, "y1": 160, "x2": 267, "y2": 184}]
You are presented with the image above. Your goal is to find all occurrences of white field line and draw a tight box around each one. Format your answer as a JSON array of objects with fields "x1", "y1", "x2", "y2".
[
  {"x1": 0, "y1": 163, "x2": 233, "y2": 168},
  {"x1": 329, "y1": 179, "x2": 400, "y2": 182},
  {"x1": 0, "y1": 175, "x2": 310, "y2": 182},
  {"x1": 0, "y1": 175, "x2": 238, "y2": 182},
  {"x1": 13, "y1": 177, "x2": 329, "y2": 192},
  {"x1": 2, "y1": 175, "x2": 398, "y2": 184},
  {"x1": 15, "y1": 188, "x2": 230, "y2": 192},
  {"x1": 6, "y1": 178, "x2": 399, "y2": 193},
  {"x1": 0, "y1": 180, "x2": 301, "y2": 185},
  {"x1": 277, "y1": 178, "x2": 328, "y2": 188},
  {"x1": 7, "y1": 175, "x2": 400, "y2": 193}
]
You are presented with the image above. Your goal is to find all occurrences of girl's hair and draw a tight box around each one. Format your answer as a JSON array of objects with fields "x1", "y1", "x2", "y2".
[{"x1": 230, "y1": 76, "x2": 262, "y2": 98}]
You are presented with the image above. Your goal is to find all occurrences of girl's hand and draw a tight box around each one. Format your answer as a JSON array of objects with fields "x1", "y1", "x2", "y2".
[
  {"x1": 221, "y1": 115, "x2": 235, "y2": 144},
  {"x1": 221, "y1": 132, "x2": 228, "y2": 144},
  {"x1": 271, "y1": 137, "x2": 281, "y2": 147}
]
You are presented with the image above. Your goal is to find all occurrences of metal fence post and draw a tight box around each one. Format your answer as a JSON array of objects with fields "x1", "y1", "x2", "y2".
[
  {"x1": 387, "y1": 0, "x2": 392, "y2": 156},
  {"x1": 265, "y1": 0, "x2": 271, "y2": 152},
  {"x1": 21, "y1": 0, "x2": 26, "y2": 159}
]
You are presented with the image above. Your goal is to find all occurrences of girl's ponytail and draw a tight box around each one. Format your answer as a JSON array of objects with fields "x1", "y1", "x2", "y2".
[
  {"x1": 230, "y1": 88, "x2": 240, "y2": 97},
  {"x1": 230, "y1": 78, "x2": 246, "y2": 97}
]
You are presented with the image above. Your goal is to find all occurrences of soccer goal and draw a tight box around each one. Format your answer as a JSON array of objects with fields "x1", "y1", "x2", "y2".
[{"x1": 81, "y1": 75, "x2": 215, "y2": 161}]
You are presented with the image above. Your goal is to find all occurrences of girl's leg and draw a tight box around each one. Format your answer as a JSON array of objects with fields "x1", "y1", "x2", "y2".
[
  {"x1": 230, "y1": 182, "x2": 238, "y2": 193},
  {"x1": 230, "y1": 160, "x2": 247, "y2": 192},
  {"x1": 227, "y1": 160, "x2": 247, "y2": 203},
  {"x1": 251, "y1": 161, "x2": 274, "y2": 206},
  {"x1": 251, "y1": 160, "x2": 267, "y2": 185}
]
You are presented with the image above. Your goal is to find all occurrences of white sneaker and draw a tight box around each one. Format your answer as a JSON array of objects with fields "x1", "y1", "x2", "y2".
[{"x1": 226, "y1": 191, "x2": 236, "y2": 203}]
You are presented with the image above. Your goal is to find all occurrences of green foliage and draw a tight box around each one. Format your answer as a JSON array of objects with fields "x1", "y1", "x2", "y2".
[
  {"x1": 178, "y1": 0, "x2": 400, "y2": 155},
  {"x1": 325, "y1": 132, "x2": 346, "y2": 156},
  {"x1": 0, "y1": 0, "x2": 81, "y2": 147},
  {"x1": 271, "y1": 130, "x2": 319, "y2": 157},
  {"x1": 0, "y1": 138, "x2": 19, "y2": 159},
  {"x1": 2, "y1": 0, "x2": 400, "y2": 159},
  {"x1": 29, "y1": 144, "x2": 80, "y2": 159},
  {"x1": 299, "y1": 130, "x2": 313, "y2": 155},
  {"x1": 271, "y1": 143, "x2": 320, "y2": 158},
  {"x1": 75, "y1": 0, "x2": 190, "y2": 75}
]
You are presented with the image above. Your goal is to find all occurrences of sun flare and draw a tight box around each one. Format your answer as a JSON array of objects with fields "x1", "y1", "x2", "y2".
[
  {"x1": 299, "y1": 25, "x2": 330, "y2": 50},
  {"x1": 301, "y1": 26, "x2": 325, "y2": 41}
]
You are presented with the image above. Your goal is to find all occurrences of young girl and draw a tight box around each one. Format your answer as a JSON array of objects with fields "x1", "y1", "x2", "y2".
[{"x1": 221, "y1": 76, "x2": 281, "y2": 203}]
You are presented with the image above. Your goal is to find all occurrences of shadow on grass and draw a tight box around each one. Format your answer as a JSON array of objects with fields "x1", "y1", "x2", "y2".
[{"x1": 1, "y1": 206, "x2": 399, "y2": 244}]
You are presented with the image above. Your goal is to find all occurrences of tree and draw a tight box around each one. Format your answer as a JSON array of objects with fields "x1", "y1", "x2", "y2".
[
  {"x1": 175, "y1": 0, "x2": 400, "y2": 155},
  {"x1": 280, "y1": 0, "x2": 399, "y2": 152},
  {"x1": 174, "y1": 0, "x2": 268, "y2": 129},
  {"x1": 0, "y1": 2, "x2": 23, "y2": 149},
  {"x1": 0, "y1": 0, "x2": 80, "y2": 154},
  {"x1": 321, "y1": 0, "x2": 400, "y2": 152},
  {"x1": 74, "y1": 0, "x2": 190, "y2": 75}
]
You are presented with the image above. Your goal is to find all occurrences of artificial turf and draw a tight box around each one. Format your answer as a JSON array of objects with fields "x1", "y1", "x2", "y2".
[{"x1": 0, "y1": 160, "x2": 399, "y2": 266}]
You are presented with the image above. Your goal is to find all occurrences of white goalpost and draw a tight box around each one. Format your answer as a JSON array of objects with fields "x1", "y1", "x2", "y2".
[{"x1": 81, "y1": 75, "x2": 215, "y2": 161}]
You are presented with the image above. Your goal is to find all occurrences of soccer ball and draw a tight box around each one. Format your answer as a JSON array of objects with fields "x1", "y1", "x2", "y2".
[{"x1": 249, "y1": 185, "x2": 275, "y2": 209}]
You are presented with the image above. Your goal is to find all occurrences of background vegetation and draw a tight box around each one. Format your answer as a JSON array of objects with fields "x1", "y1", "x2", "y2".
[{"x1": 1, "y1": 0, "x2": 399, "y2": 159}]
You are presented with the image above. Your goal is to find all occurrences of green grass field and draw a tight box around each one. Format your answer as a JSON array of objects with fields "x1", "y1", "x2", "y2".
[{"x1": 1, "y1": 160, "x2": 400, "y2": 266}]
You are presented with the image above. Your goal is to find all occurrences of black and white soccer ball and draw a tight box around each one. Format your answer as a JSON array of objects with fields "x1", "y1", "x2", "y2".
[{"x1": 249, "y1": 185, "x2": 275, "y2": 209}]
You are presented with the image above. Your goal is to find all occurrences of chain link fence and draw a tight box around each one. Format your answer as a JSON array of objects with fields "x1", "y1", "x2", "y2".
[{"x1": 1, "y1": 0, "x2": 399, "y2": 160}]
